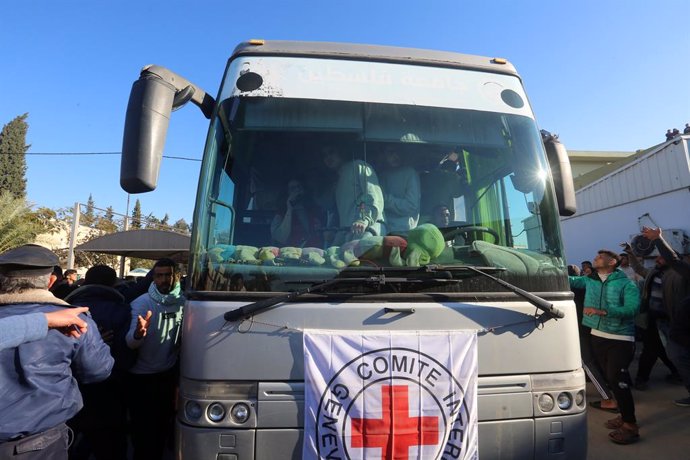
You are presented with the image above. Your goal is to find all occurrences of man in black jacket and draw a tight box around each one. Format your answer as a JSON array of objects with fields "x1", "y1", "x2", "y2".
[
  {"x1": 638, "y1": 227, "x2": 690, "y2": 406},
  {"x1": 65, "y1": 265, "x2": 134, "y2": 460}
]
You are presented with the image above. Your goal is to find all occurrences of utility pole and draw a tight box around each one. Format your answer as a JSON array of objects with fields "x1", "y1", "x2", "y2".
[
  {"x1": 118, "y1": 194, "x2": 131, "y2": 277},
  {"x1": 67, "y1": 202, "x2": 81, "y2": 269}
]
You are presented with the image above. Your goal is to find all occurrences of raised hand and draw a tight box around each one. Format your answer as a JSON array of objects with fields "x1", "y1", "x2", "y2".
[
  {"x1": 134, "y1": 310, "x2": 153, "y2": 340},
  {"x1": 619, "y1": 241, "x2": 633, "y2": 253},
  {"x1": 641, "y1": 226, "x2": 661, "y2": 241}
]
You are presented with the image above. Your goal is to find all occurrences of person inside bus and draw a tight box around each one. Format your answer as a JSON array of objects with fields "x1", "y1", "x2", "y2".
[
  {"x1": 419, "y1": 148, "x2": 467, "y2": 224},
  {"x1": 322, "y1": 145, "x2": 384, "y2": 245},
  {"x1": 379, "y1": 146, "x2": 420, "y2": 235},
  {"x1": 270, "y1": 178, "x2": 325, "y2": 248}
]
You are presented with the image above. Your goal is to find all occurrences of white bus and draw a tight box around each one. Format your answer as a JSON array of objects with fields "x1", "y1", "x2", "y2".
[{"x1": 121, "y1": 40, "x2": 585, "y2": 459}]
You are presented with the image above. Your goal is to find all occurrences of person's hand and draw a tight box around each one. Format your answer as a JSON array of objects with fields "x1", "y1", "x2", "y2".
[
  {"x1": 583, "y1": 307, "x2": 606, "y2": 316},
  {"x1": 446, "y1": 151, "x2": 459, "y2": 163},
  {"x1": 133, "y1": 311, "x2": 153, "y2": 340},
  {"x1": 351, "y1": 220, "x2": 367, "y2": 237},
  {"x1": 641, "y1": 226, "x2": 661, "y2": 241},
  {"x1": 45, "y1": 307, "x2": 89, "y2": 339},
  {"x1": 620, "y1": 241, "x2": 633, "y2": 253},
  {"x1": 287, "y1": 191, "x2": 303, "y2": 211}
]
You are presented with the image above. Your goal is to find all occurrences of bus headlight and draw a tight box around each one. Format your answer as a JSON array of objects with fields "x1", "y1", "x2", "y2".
[
  {"x1": 185, "y1": 400, "x2": 203, "y2": 420},
  {"x1": 575, "y1": 390, "x2": 585, "y2": 407},
  {"x1": 538, "y1": 394, "x2": 555, "y2": 412},
  {"x1": 557, "y1": 392, "x2": 572, "y2": 410},
  {"x1": 231, "y1": 402, "x2": 250, "y2": 423},
  {"x1": 207, "y1": 402, "x2": 226, "y2": 422}
]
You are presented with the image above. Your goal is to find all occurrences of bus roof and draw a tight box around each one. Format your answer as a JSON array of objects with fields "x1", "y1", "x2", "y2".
[{"x1": 230, "y1": 40, "x2": 520, "y2": 78}]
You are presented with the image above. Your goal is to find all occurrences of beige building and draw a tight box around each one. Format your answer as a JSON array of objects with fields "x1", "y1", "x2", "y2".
[
  {"x1": 567, "y1": 142, "x2": 664, "y2": 190},
  {"x1": 567, "y1": 150, "x2": 635, "y2": 183}
]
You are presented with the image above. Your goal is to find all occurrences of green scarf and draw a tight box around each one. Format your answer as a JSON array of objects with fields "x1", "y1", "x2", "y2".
[{"x1": 148, "y1": 281, "x2": 184, "y2": 306}]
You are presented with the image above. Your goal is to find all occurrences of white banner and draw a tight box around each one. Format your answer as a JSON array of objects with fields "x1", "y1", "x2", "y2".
[{"x1": 303, "y1": 330, "x2": 478, "y2": 460}]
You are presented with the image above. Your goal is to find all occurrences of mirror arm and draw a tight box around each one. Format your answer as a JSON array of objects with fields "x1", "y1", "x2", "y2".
[{"x1": 141, "y1": 65, "x2": 216, "y2": 119}]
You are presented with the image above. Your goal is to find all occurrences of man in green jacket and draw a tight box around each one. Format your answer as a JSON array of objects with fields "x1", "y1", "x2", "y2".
[{"x1": 569, "y1": 249, "x2": 641, "y2": 444}]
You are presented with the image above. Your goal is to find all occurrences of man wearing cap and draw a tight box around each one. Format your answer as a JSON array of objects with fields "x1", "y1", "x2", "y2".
[{"x1": 0, "y1": 244, "x2": 113, "y2": 459}]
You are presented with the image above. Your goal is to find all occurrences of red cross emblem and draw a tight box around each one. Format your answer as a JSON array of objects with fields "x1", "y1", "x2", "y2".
[{"x1": 350, "y1": 384, "x2": 440, "y2": 459}]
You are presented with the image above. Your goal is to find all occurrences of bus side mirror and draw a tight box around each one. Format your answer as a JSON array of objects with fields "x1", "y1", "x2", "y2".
[
  {"x1": 120, "y1": 75, "x2": 175, "y2": 193},
  {"x1": 542, "y1": 134, "x2": 576, "y2": 216},
  {"x1": 120, "y1": 65, "x2": 215, "y2": 194}
]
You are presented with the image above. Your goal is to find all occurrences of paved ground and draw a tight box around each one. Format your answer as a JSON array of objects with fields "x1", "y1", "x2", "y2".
[{"x1": 585, "y1": 356, "x2": 690, "y2": 459}]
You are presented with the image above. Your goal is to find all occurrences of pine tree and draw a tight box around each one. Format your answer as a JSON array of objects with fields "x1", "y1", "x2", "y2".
[
  {"x1": 104, "y1": 206, "x2": 115, "y2": 222},
  {"x1": 0, "y1": 114, "x2": 30, "y2": 199},
  {"x1": 82, "y1": 194, "x2": 96, "y2": 227},
  {"x1": 131, "y1": 199, "x2": 142, "y2": 229},
  {"x1": 161, "y1": 213, "x2": 170, "y2": 227},
  {"x1": 95, "y1": 205, "x2": 118, "y2": 233}
]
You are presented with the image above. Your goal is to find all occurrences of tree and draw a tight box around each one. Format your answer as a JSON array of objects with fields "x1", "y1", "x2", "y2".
[
  {"x1": 25, "y1": 206, "x2": 61, "y2": 236},
  {"x1": 82, "y1": 194, "x2": 96, "y2": 227},
  {"x1": 173, "y1": 218, "x2": 191, "y2": 234},
  {"x1": 95, "y1": 205, "x2": 118, "y2": 233},
  {"x1": 0, "y1": 191, "x2": 43, "y2": 252},
  {"x1": 145, "y1": 213, "x2": 160, "y2": 229},
  {"x1": 131, "y1": 199, "x2": 142, "y2": 229},
  {"x1": 0, "y1": 114, "x2": 30, "y2": 199},
  {"x1": 161, "y1": 213, "x2": 170, "y2": 227},
  {"x1": 104, "y1": 206, "x2": 115, "y2": 222}
]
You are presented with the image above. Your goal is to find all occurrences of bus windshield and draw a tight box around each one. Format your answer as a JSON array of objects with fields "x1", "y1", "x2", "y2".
[{"x1": 189, "y1": 96, "x2": 567, "y2": 293}]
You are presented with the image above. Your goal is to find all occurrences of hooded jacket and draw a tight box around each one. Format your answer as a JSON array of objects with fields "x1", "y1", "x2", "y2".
[
  {"x1": 569, "y1": 269, "x2": 640, "y2": 337},
  {"x1": 66, "y1": 284, "x2": 136, "y2": 372}
]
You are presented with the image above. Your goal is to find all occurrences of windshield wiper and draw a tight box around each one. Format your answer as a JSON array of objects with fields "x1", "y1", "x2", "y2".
[
  {"x1": 223, "y1": 275, "x2": 459, "y2": 322},
  {"x1": 425, "y1": 264, "x2": 564, "y2": 319}
]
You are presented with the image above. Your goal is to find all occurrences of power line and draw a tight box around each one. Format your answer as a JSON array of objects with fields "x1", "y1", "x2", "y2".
[{"x1": 0, "y1": 151, "x2": 201, "y2": 161}]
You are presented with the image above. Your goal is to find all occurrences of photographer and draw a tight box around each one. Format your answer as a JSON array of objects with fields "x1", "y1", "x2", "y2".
[
  {"x1": 270, "y1": 178, "x2": 325, "y2": 247},
  {"x1": 622, "y1": 229, "x2": 688, "y2": 392},
  {"x1": 635, "y1": 227, "x2": 690, "y2": 406}
]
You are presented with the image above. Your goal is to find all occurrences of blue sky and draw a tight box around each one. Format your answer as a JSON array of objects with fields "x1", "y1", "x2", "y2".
[{"x1": 1, "y1": 0, "x2": 688, "y2": 224}]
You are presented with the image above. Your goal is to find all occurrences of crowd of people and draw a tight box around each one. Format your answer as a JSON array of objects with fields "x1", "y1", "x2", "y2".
[
  {"x1": 569, "y1": 227, "x2": 690, "y2": 445},
  {"x1": 0, "y1": 245, "x2": 184, "y2": 459},
  {"x1": 664, "y1": 124, "x2": 690, "y2": 141}
]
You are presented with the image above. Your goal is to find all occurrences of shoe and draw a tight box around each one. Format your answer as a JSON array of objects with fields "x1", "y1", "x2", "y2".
[
  {"x1": 609, "y1": 426, "x2": 640, "y2": 445},
  {"x1": 674, "y1": 397, "x2": 690, "y2": 407},
  {"x1": 589, "y1": 400, "x2": 620, "y2": 413},
  {"x1": 604, "y1": 416, "x2": 624, "y2": 429}
]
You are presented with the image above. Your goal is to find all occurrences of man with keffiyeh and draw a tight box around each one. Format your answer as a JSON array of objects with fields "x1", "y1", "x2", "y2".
[{"x1": 125, "y1": 258, "x2": 185, "y2": 460}]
